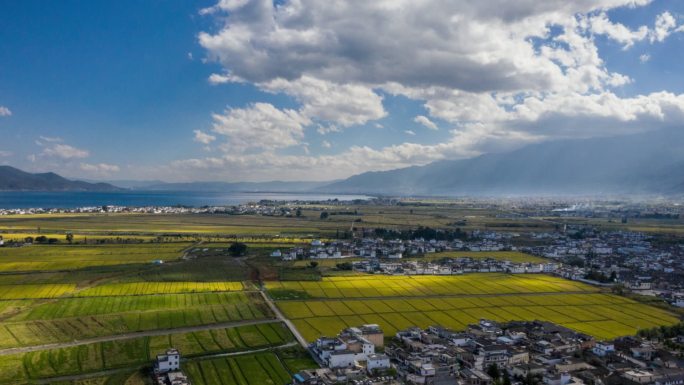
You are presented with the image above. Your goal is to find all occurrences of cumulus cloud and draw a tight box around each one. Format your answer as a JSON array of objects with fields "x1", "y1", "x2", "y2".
[
  {"x1": 587, "y1": 12, "x2": 649, "y2": 49},
  {"x1": 189, "y1": 0, "x2": 684, "y2": 181},
  {"x1": 321, "y1": 140, "x2": 331, "y2": 148},
  {"x1": 209, "y1": 102, "x2": 310, "y2": 151},
  {"x1": 193, "y1": 129, "x2": 216, "y2": 144},
  {"x1": 639, "y1": 53, "x2": 650, "y2": 62},
  {"x1": 588, "y1": 11, "x2": 683, "y2": 49},
  {"x1": 651, "y1": 11, "x2": 679, "y2": 43},
  {"x1": 80, "y1": 163, "x2": 120, "y2": 175},
  {"x1": 260, "y1": 76, "x2": 386, "y2": 127},
  {"x1": 413, "y1": 115, "x2": 438, "y2": 130},
  {"x1": 0, "y1": 106, "x2": 11, "y2": 117},
  {"x1": 42, "y1": 144, "x2": 90, "y2": 159}
]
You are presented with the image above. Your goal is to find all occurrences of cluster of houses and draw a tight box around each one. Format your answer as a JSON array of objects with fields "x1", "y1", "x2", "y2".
[
  {"x1": 350, "y1": 259, "x2": 559, "y2": 276},
  {"x1": 524, "y1": 228, "x2": 684, "y2": 301},
  {"x1": 0, "y1": 203, "x2": 293, "y2": 216},
  {"x1": 272, "y1": 237, "x2": 517, "y2": 262},
  {"x1": 299, "y1": 320, "x2": 684, "y2": 385}
]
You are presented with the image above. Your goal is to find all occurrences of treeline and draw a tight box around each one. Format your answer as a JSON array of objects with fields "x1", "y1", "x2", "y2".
[
  {"x1": 373, "y1": 226, "x2": 469, "y2": 241},
  {"x1": 638, "y1": 322, "x2": 684, "y2": 340}
]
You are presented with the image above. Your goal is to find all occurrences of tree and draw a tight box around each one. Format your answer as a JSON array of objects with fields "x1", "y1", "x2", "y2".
[
  {"x1": 65, "y1": 233, "x2": 74, "y2": 244},
  {"x1": 487, "y1": 364, "x2": 500, "y2": 380},
  {"x1": 336, "y1": 262, "x2": 353, "y2": 270},
  {"x1": 320, "y1": 212, "x2": 329, "y2": 219},
  {"x1": 296, "y1": 208, "x2": 302, "y2": 217},
  {"x1": 502, "y1": 371, "x2": 511, "y2": 385},
  {"x1": 35, "y1": 236, "x2": 48, "y2": 244},
  {"x1": 309, "y1": 261, "x2": 319, "y2": 268},
  {"x1": 228, "y1": 242, "x2": 248, "y2": 257}
]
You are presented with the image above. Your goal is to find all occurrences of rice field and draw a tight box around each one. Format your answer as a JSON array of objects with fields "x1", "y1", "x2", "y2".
[
  {"x1": 74, "y1": 281, "x2": 245, "y2": 297},
  {"x1": 271, "y1": 275, "x2": 680, "y2": 341},
  {"x1": 0, "y1": 322, "x2": 293, "y2": 384},
  {"x1": 0, "y1": 243, "x2": 190, "y2": 272},
  {"x1": 423, "y1": 251, "x2": 548, "y2": 263},
  {"x1": 184, "y1": 352, "x2": 292, "y2": 385},
  {"x1": 0, "y1": 293, "x2": 271, "y2": 349},
  {"x1": 267, "y1": 273, "x2": 596, "y2": 299}
]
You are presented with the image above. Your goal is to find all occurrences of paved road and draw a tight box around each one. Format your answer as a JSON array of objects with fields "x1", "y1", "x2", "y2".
[
  {"x1": 0, "y1": 318, "x2": 279, "y2": 356},
  {"x1": 259, "y1": 289, "x2": 309, "y2": 348}
]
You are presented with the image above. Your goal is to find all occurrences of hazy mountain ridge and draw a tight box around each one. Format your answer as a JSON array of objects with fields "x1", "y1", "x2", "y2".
[
  {"x1": 0, "y1": 166, "x2": 124, "y2": 192},
  {"x1": 320, "y1": 128, "x2": 684, "y2": 196},
  {"x1": 140, "y1": 180, "x2": 335, "y2": 193}
]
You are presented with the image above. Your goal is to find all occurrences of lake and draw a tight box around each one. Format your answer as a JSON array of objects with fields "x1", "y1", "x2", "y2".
[{"x1": 0, "y1": 191, "x2": 372, "y2": 209}]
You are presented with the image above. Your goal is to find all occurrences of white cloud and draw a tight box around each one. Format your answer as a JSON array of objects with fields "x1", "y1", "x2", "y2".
[
  {"x1": 210, "y1": 102, "x2": 310, "y2": 151},
  {"x1": 208, "y1": 72, "x2": 244, "y2": 85},
  {"x1": 42, "y1": 144, "x2": 89, "y2": 159},
  {"x1": 189, "y1": 0, "x2": 684, "y2": 181},
  {"x1": 316, "y1": 124, "x2": 341, "y2": 135},
  {"x1": 587, "y1": 12, "x2": 649, "y2": 49},
  {"x1": 651, "y1": 11, "x2": 678, "y2": 43},
  {"x1": 413, "y1": 115, "x2": 438, "y2": 130},
  {"x1": 259, "y1": 76, "x2": 386, "y2": 127},
  {"x1": 193, "y1": 129, "x2": 216, "y2": 144},
  {"x1": 404, "y1": 130, "x2": 416, "y2": 136},
  {"x1": 0, "y1": 150, "x2": 12, "y2": 157},
  {"x1": 38, "y1": 136, "x2": 63, "y2": 143},
  {"x1": 79, "y1": 163, "x2": 121, "y2": 175},
  {"x1": 321, "y1": 140, "x2": 331, "y2": 148},
  {"x1": 0, "y1": 106, "x2": 11, "y2": 117},
  {"x1": 588, "y1": 11, "x2": 683, "y2": 49},
  {"x1": 639, "y1": 53, "x2": 650, "y2": 62}
]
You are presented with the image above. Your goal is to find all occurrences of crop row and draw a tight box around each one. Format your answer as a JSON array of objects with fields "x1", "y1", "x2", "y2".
[
  {"x1": 0, "y1": 301, "x2": 271, "y2": 349},
  {"x1": 0, "y1": 322, "x2": 292, "y2": 384},
  {"x1": 10, "y1": 292, "x2": 256, "y2": 321},
  {"x1": 74, "y1": 281, "x2": 245, "y2": 297},
  {"x1": 185, "y1": 353, "x2": 291, "y2": 385},
  {"x1": 278, "y1": 293, "x2": 678, "y2": 342},
  {"x1": 268, "y1": 274, "x2": 596, "y2": 299}
]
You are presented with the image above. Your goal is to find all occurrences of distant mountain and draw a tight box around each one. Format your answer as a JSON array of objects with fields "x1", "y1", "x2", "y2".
[
  {"x1": 0, "y1": 166, "x2": 124, "y2": 192},
  {"x1": 320, "y1": 128, "x2": 684, "y2": 196},
  {"x1": 141, "y1": 180, "x2": 336, "y2": 193}
]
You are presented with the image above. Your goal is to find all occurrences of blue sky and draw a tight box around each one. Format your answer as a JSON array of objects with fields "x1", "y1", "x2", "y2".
[{"x1": 1, "y1": 0, "x2": 684, "y2": 182}]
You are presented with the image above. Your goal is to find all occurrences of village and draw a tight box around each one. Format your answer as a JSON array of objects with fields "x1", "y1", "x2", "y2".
[
  {"x1": 294, "y1": 320, "x2": 684, "y2": 385},
  {"x1": 271, "y1": 225, "x2": 684, "y2": 308}
]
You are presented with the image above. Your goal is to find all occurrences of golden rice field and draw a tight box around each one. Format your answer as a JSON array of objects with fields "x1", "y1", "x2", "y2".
[
  {"x1": 424, "y1": 251, "x2": 548, "y2": 263},
  {"x1": 269, "y1": 275, "x2": 679, "y2": 341},
  {"x1": 0, "y1": 244, "x2": 190, "y2": 272},
  {"x1": 267, "y1": 273, "x2": 595, "y2": 298},
  {"x1": 74, "y1": 281, "x2": 245, "y2": 297}
]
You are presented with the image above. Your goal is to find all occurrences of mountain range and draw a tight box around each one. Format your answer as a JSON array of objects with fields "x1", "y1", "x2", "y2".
[
  {"x1": 319, "y1": 128, "x2": 684, "y2": 196},
  {"x1": 2, "y1": 128, "x2": 683, "y2": 196},
  {"x1": 0, "y1": 166, "x2": 122, "y2": 192}
]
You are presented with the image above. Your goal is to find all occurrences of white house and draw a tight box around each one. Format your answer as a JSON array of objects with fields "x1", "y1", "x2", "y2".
[
  {"x1": 592, "y1": 342, "x2": 615, "y2": 357},
  {"x1": 155, "y1": 349, "x2": 180, "y2": 373},
  {"x1": 270, "y1": 249, "x2": 282, "y2": 258},
  {"x1": 366, "y1": 354, "x2": 390, "y2": 372}
]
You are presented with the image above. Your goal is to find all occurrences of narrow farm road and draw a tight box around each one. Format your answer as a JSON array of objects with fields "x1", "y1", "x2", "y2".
[
  {"x1": 0, "y1": 318, "x2": 279, "y2": 356},
  {"x1": 259, "y1": 288, "x2": 309, "y2": 348}
]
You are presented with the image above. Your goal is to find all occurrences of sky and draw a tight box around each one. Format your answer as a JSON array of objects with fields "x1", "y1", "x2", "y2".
[{"x1": 1, "y1": 0, "x2": 684, "y2": 182}]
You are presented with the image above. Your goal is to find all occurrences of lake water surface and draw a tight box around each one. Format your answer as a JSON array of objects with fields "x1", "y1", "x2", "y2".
[{"x1": 0, "y1": 191, "x2": 372, "y2": 209}]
